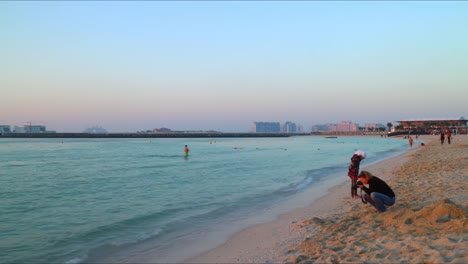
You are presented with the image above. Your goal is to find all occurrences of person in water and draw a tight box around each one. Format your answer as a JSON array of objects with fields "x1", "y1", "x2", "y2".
[
  {"x1": 357, "y1": 170, "x2": 396, "y2": 212},
  {"x1": 408, "y1": 136, "x2": 414, "y2": 149},
  {"x1": 184, "y1": 145, "x2": 189, "y2": 156},
  {"x1": 348, "y1": 150, "x2": 366, "y2": 198}
]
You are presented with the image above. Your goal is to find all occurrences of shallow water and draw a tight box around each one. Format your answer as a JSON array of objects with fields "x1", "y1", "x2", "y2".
[{"x1": 0, "y1": 136, "x2": 408, "y2": 263}]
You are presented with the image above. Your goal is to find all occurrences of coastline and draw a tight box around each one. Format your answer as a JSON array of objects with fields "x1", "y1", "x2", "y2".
[
  {"x1": 187, "y1": 135, "x2": 467, "y2": 263},
  {"x1": 0, "y1": 132, "x2": 292, "y2": 138}
]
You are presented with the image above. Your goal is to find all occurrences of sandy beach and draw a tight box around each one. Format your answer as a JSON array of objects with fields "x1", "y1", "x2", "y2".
[{"x1": 187, "y1": 135, "x2": 467, "y2": 263}]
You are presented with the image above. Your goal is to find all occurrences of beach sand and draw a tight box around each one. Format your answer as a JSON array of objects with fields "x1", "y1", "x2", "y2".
[{"x1": 187, "y1": 135, "x2": 467, "y2": 263}]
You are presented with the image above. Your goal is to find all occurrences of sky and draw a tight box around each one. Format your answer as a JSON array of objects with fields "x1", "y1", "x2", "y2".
[{"x1": 1, "y1": 1, "x2": 467, "y2": 132}]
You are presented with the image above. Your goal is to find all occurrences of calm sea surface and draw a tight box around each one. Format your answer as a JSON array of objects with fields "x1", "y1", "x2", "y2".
[{"x1": 0, "y1": 136, "x2": 409, "y2": 263}]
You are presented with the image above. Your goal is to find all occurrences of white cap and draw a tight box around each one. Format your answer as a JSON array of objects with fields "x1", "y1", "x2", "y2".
[{"x1": 354, "y1": 150, "x2": 366, "y2": 159}]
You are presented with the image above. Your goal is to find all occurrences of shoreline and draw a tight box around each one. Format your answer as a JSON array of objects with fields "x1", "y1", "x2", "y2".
[
  {"x1": 186, "y1": 136, "x2": 430, "y2": 263},
  {"x1": 187, "y1": 135, "x2": 467, "y2": 263}
]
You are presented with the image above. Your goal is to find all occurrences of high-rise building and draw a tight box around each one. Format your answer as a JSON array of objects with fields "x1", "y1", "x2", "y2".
[
  {"x1": 312, "y1": 124, "x2": 331, "y2": 132},
  {"x1": 252, "y1": 122, "x2": 281, "y2": 133},
  {"x1": 336, "y1": 121, "x2": 358, "y2": 132},
  {"x1": 11, "y1": 125, "x2": 48, "y2": 133},
  {"x1": 24, "y1": 125, "x2": 47, "y2": 133},
  {"x1": 284, "y1": 121, "x2": 297, "y2": 133},
  {"x1": 312, "y1": 122, "x2": 359, "y2": 132},
  {"x1": 0, "y1": 125, "x2": 11, "y2": 133}
]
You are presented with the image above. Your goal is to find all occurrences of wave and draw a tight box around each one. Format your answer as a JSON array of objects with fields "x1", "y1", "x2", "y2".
[
  {"x1": 58, "y1": 165, "x2": 345, "y2": 263},
  {"x1": 285, "y1": 165, "x2": 347, "y2": 192},
  {"x1": 1, "y1": 160, "x2": 30, "y2": 167},
  {"x1": 40, "y1": 145, "x2": 410, "y2": 263},
  {"x1": 129, "y1": 165, "x2": 347, "y2": 235},
  {"x1": 39, "y1": 202, "x2": 223, "y2": 263},
  {"x1": 53, "y1": 157, "x2": 395, "y2": 263},
  {"x1": 3, "y1": 136, "x2": 410, "y2": 264},
  {"x1": 141, "y1": 154, "x2": 186, "y2": 158}
]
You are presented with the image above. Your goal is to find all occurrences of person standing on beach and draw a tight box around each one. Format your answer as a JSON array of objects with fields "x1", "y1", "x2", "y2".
[
  {"x1": 356, "y1": 171, "x2": 395, "y2": 212},
  {"x1": 446, "y1": 129, "x2": 452, "y2": 144},
  {"x1": 408, "y1": 136, "x2": 414, "y2": 149},
  {"x1": 348, "y1": 150, "x2": 366, "y2": 198},
  {"x1": 184, "y1": 145, "x2": 189, "y2": 156},
  {"x1": 440, "y1": 131, "x2": 445, "y2": 145}
]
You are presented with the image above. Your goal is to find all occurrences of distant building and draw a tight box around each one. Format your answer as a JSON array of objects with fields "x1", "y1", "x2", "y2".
[
  {"x1": 84, "y1": 126, "x2": 107, "y2": 134},
  {"x1": 396, "y1": 117, "x2": 467, "y2": 134},
  {"x1": 335, "y1": 121, "x2": 358, "y2": 132},
  {"x1": 312, "y1": 124, "x2": 331, "y2": 132},
  {"x1": 153, "y1": 127, "x2": 172, "y2": 133},
  {"x1": 364, "y1": 123, "x2": 386, "y2": 131},
  {"x1": 24, "y1": 125, "x2": 46, "y2": 133},
  {"x1": 312, "y1": 122, "x2": 359, "y2": 133},
  {"x1": 0, "y1": 125, "x2": 11, "y2": 133},
  {"x1": 9, "y1": 125, "x2": 54, "y2": 133},
  {"x1": 252, "y1": 122, "x2": 281, "y2": 133},
  {"x1": 283, "y1": 121, "x2": 297, "y2": 133}
]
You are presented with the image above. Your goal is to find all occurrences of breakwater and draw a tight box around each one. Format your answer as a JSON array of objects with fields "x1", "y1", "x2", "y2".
[{"x1": 0, "y1": 132, "x2": 297, "y2": 138}]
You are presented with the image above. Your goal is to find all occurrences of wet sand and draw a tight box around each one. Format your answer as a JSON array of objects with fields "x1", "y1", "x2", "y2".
[{"x1": 187, "y1": 135, "x2": 467, "y2": 263}]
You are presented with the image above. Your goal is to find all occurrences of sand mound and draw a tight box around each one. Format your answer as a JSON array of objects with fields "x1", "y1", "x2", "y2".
[
  {"x1": 417, "y1": 198, "x2": 466, "y2": 223},
  {"x1": 379, "y1": 199, "x2": 467, "y2": 236},
  {"x1": 285, "y1": 198, "x2": 468, "y2": 263}
]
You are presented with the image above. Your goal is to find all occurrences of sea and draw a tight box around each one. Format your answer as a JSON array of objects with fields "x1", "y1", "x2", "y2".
[{"x1": 0, "y1": 136, "x2": 410, "y2": 263}]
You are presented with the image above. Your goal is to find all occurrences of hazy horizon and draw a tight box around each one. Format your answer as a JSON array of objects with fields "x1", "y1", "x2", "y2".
[{"x1": 2, "y1": 2, "x2": 467, "y2": 132}]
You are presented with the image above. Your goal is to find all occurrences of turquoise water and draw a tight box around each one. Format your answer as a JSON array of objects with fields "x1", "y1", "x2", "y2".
[{"x1": 0, "y1": 136, "x2": 408, "y2": 263}]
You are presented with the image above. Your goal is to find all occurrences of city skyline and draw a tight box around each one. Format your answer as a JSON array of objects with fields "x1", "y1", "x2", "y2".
[
  {"x1": 0, "y1": 119, "x2": 445, "y2": 134},
  {"x1": 2, "y1": 2, "x2": 467, "y2": 132}
]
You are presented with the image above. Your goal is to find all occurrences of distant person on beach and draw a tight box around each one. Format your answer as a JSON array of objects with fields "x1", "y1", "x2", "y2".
[
  {"x1": 357, "y1": 170, "x2": 396, "y2": 212},
  {"x1": 440, "y1": 131, "x2": 445, "y2": 145},
  {"x1": 348, "y1": 150, "x2": 366, "y2": 198},
  {"x1": 408, "y1": 136, "x2": 414, "y2": 149},
  {"x1": 446, "y1": 129, "x2": 452, "y2": 144},
  {"x1": 184, "y1": 145, "x2": 189, "y2": 156}
]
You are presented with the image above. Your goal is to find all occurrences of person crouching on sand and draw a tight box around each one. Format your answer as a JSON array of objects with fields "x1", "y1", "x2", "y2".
[{"x1": 356, "y1": 171, "x2": 396, "y2": 212}]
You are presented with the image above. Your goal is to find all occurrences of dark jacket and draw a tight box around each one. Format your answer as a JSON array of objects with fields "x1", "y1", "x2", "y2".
[{"x1": 361, "y1": 176, "x2": 395, "y2": 198}]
